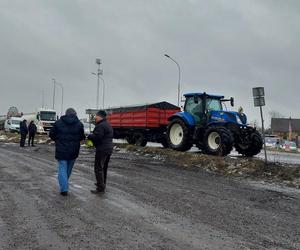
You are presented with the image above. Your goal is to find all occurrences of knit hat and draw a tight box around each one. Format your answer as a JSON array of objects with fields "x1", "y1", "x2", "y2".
[{"x1": 96, "y1": 110, "x2": 107, "y2": 118}]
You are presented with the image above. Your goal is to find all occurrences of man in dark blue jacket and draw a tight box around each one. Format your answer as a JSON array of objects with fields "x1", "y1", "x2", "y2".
[
  {"x1": 88, "y1": 110, "x2": 113, "y2": 194},
  {"x1": 20, "y1": 119, "x2": 28, "y2": 147},
  {"x1": 49, "y1": 108, "x2": 85, "y2": 196},
  {"x1": 28, "y1": 120, "x2": 37, "y2": 147}
]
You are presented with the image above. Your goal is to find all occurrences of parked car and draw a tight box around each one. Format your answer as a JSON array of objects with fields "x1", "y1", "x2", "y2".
[
  {"x1": 265, "y1": 137, "x2": 280, "y2": 148},
  {"x1": 281, "y1": 141, "x2": 297, "y2": 152},
  {"x1": 4, "y1": 117, "x2": 22, "y2": 133}
]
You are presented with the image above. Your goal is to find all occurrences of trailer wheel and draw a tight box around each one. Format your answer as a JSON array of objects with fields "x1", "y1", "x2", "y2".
[
  {"x1": 167, "y1": 118, "x2": 192, "y2": 151},
  {"x1": 203, "y1": 127, "x2": 233, "y2": 156},
  {"x1": 235, "y1": 130, "x2": 263, "y2": 157},
  {"x1": 134, "y1": 133, "x2": 147, "y2": 147},
  {"x1": 126, "y1": 136, "x2": 136, "y2": 145}
]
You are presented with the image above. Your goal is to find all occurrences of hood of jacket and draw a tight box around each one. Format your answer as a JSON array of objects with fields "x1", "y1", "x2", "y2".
[{"x1": 61, "y1": 114, "x2": 79, "y2": 125}]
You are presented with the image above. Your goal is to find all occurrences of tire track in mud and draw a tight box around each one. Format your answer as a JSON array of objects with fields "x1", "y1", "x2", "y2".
[{"x1": 0, "y1": 145, "x2": 299, "y2": 249}]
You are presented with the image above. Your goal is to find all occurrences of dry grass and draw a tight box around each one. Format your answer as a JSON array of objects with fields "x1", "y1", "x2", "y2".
[{"x1": 115, "y1": 143, "x2": 300, "y2": 189}]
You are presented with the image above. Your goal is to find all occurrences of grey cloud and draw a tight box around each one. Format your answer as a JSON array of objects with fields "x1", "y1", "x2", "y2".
[{"x1": 0, "y1": 0, "x2": 299, "y2": 126}]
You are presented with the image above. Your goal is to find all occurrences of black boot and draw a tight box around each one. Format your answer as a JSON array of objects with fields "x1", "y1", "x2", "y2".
[{"x1": 90, "y1": 189, "x2": 105, "y2": 195}]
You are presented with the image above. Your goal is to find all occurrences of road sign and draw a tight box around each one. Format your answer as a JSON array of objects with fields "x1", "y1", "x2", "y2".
[
  {"x1": 253, "y1": 87, "x2": 265, "y2": 107},
  {"x1": 254, "y1": 96, "x2": 265, "y2": 107},
  {"x1": 252, "y1": 87, "x2": 267, "y2": 164},
  {"x1": 252, "y1": 87, "x2": 265, "y2": 97}
]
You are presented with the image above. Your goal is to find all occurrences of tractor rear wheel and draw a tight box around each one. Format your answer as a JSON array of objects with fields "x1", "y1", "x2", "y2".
[
  {"x1": 167, "y1": 118, "x2": 192, "y2": 151},
  {"x1": 235, "y1": 130, "x2": 263, "y2": 157},
  {"x1": 203, "y1": 127, "x2": 233, "y2": 156}
]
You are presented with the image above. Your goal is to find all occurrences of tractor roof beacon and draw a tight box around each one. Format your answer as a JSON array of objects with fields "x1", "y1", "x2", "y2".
[{"x1": 166, "y1": 92, "x2": 263, "y2": 157}]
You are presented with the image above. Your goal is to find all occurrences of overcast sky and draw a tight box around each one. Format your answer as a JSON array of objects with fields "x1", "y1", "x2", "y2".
[{"x1": 0, "y1": 0, "x2": 299, "y2": 126}]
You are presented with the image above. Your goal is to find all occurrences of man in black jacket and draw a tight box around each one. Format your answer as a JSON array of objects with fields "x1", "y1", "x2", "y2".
[
  {"x1": 28, "y1": 121, "x2": 37, "y2": 146},
  {"x1": 49, "y1": 108, "x2": 85, "y2": 196},
  {"x1": 88, "y1": 110, "x2": 113, "y2": 194},
  {"x1": 19, "y1": 119, "x2": 28, "y2": 147}
]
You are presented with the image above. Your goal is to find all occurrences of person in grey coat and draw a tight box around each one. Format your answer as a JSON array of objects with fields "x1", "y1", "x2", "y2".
[{"x1": 88, "y1": 110, "x2": 113, "y2": 194}]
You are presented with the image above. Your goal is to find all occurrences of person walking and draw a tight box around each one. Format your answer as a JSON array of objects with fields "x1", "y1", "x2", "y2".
[
  {"x1": 88, "y1": 110, "x2": 113, "y2": 195},
  {"x1": 19, "y1": 119, "x2": 28, "y2": 147},
  {"x1": 28, "y1": 121, "x2": 37, "y2": 147},
  {"x1": 49, "y1": 108, "x2": 85, "y2": 196}
]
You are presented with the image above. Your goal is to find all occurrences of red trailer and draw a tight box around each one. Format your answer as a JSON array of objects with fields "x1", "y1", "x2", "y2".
[{"x1": 106, "y1": 102, "x2": 180, "y2": 147}]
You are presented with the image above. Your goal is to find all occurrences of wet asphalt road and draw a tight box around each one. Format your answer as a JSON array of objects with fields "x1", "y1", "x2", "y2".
[{"x1": 0, "y1": 143, "x2": 299, "y2": 250}]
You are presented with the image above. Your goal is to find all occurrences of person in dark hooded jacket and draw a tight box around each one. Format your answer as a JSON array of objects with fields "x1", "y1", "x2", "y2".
[
  {"x1": 28, "y1": 120, "x2": 37, "y2": 146},
  {"x1": 19, "y1": 119, "x2": 28, "y2": 147},
  {"x1": 88, "y1": 110, "x2": 113, "y2": 194},
  {"x1": 49, "y1": 108, "x2": 85, "y2": 196}
]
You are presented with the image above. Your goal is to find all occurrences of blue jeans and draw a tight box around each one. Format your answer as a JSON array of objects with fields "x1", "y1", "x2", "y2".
[{"x1": 57, "y1": 160, "x2": 75, "y2": 192}]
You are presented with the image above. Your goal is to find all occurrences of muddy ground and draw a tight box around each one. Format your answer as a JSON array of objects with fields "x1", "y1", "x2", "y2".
[{"x1": 0, "y1": 142, "x2": 299, "y2": 250}]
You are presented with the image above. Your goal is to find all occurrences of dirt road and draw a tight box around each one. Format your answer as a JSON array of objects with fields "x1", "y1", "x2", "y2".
[{"x1": 0, "y1": 143, "x2": 299, "y2": 250}]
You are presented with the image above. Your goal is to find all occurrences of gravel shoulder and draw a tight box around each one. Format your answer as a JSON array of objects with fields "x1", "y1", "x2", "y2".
[{"x1": 0, "y1": 143, "x2": 299, "y2": 250}]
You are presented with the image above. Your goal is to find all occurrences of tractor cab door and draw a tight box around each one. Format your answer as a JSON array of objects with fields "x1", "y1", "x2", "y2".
[{"x1": 184, "y1": 96, "x2": 205, "y2": 124}]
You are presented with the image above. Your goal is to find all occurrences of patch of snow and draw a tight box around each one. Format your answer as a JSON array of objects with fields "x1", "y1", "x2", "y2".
[{"x1": 0, "y1": 135, "x2": 8, "y2": 141}]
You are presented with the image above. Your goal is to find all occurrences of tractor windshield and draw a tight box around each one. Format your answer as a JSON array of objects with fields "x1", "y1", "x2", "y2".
[{"x1": 206, "y1": 98, "x2": 222, "y2": 111}]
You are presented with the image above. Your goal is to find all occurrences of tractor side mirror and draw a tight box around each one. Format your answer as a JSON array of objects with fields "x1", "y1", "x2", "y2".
[
  {"x1": 230, "y1": 97, "x2": 234, "y2": 107},
  {"x1": 36, "y1": 114, "x2": 40, "y2": 120},
  {"x1": 193, "y1": 95, "x2": 199, "y2": 104}
]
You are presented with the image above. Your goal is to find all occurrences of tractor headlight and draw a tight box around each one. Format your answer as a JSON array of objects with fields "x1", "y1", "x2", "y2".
[{"x1": 236, "y1": 115, "x2": 242, "y2": 124}]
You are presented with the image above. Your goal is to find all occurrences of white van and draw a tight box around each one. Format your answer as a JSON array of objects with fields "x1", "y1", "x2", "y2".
[{"x1": 4, "y1": 117, "x2": 22, "y2": 133}]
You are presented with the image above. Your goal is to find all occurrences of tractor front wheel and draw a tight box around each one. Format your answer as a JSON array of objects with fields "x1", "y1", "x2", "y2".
[
  {"x1": 203, "y1": 127, "x2": 233, "y2": 156},
  {"x1": 235, "y1": 130, "x2": 263, "y2": 157},
  {"x1": 167, "y1": 119, "x2": 192, "y2": 151}
]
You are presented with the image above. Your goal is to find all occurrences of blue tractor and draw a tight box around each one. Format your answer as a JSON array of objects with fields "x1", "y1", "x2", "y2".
[{"x1": 166, "y1": 92, "x2": 263, "y2": 156}]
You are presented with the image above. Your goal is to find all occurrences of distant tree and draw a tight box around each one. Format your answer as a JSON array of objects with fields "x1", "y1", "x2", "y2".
[{"x1": 269, "y1": 110, "x2": 285, "y2": 119}]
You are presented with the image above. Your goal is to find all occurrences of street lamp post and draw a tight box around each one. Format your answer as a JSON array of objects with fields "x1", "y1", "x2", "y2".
[
  {"x1": 99, "y1": 76, "x2": 105, "y2": 108},
  {"x1": 55, "y1": 82, "x2": 64, "y2": 116},
  {"x1": 94, "y1": 59, "x2": 103, "y2": 109},
  {"x1": 52, "y1": 78, "x2": 64, "y2": 116},
  {"x1": 164, "y1": 54, "x2": 181, "y2": 107},
  {"x1": 92, "y1": 58, "x2": 104, "y2": 109},
  {"x1": 92, "y1": 73, "x2": 105, "y2": 109},
  {"x1": 52, "y1": 78, "x2": 56, "y2": 109}
]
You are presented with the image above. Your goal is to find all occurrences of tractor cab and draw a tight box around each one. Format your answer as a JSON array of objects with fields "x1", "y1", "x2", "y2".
[{"x1": 183, "y1": 92, "x2": 233, "y2": 125}]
